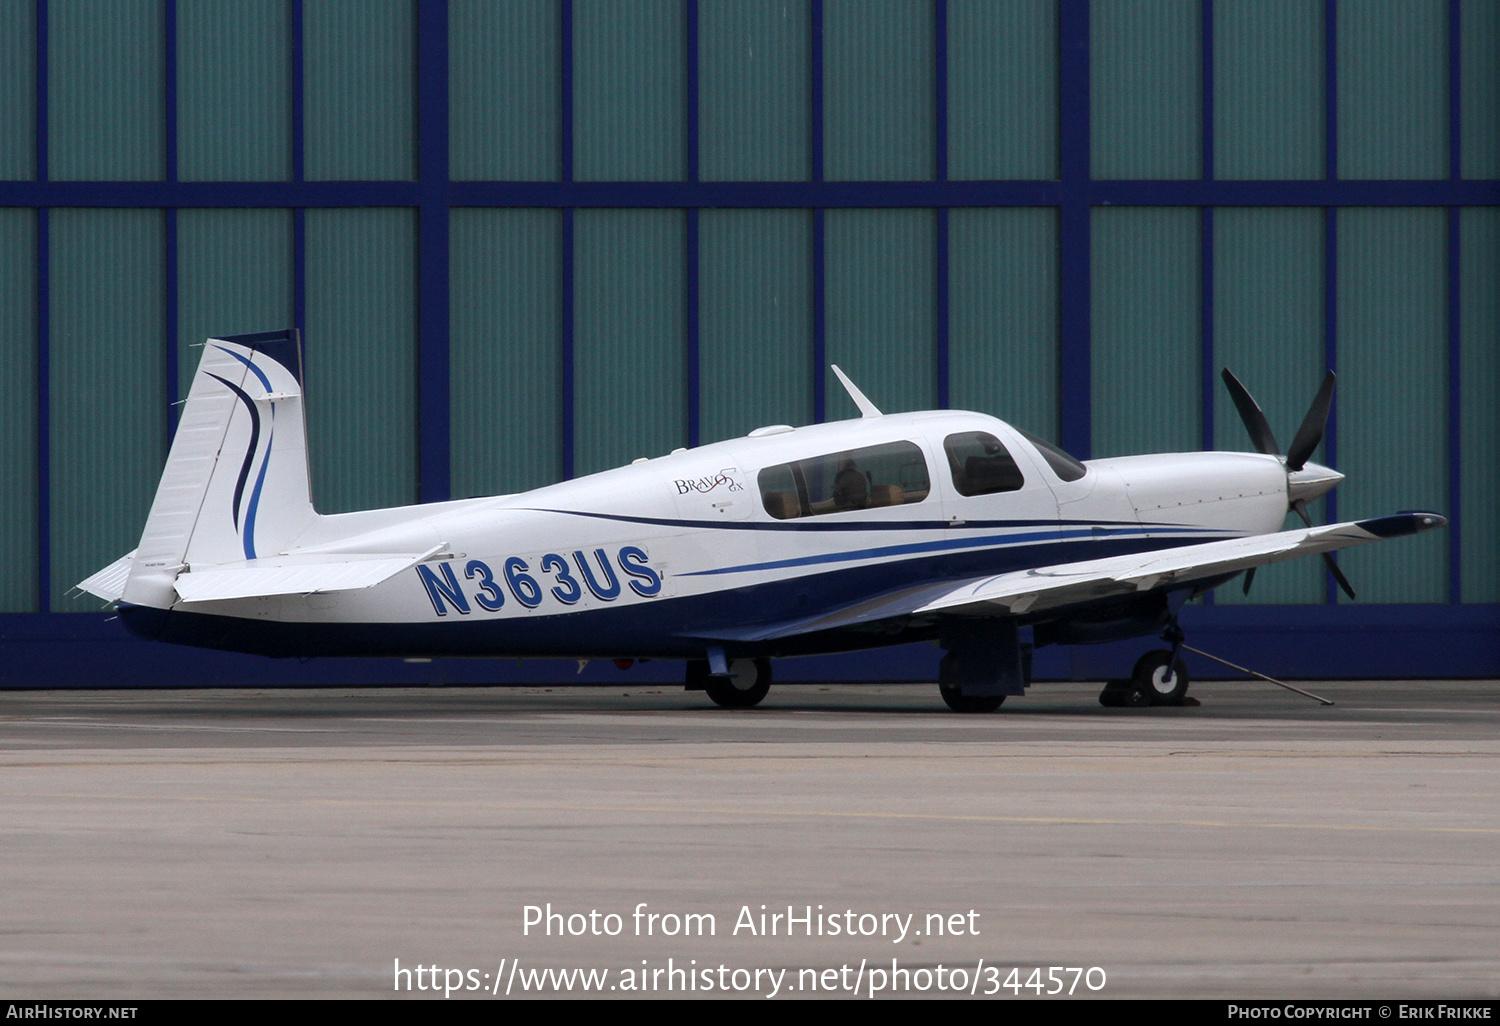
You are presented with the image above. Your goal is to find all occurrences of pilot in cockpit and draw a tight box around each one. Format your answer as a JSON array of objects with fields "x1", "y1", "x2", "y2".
[{"x1": 832, "y1": 460, "x2": 869, "y2": 511}]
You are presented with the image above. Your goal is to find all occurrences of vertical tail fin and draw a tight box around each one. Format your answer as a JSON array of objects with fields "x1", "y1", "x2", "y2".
[{"x1": 121, "y1": 330, "x2": 318, "y2": 608}]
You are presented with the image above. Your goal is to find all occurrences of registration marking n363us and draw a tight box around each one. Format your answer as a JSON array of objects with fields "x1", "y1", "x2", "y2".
[{"x1": 415, "y1": 547, "x2": 662, "y2": 617}]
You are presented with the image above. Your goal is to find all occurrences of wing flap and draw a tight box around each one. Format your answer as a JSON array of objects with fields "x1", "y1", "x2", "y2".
[{"x1": 173, "y1": 546, "x2": 442, "y2": 603}]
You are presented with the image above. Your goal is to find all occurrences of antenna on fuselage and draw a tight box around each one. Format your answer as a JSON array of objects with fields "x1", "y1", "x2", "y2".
[{"x1": 830, "y1": 365, "x2": 882, "y2": 418}]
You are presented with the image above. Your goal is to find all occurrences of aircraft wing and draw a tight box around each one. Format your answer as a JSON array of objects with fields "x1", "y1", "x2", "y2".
[
  {"x1": 696, "y1": 511, "x2": 1445, "y2": 644},
  {"x1": 913, "y1": 511, "x2": 1445, "y2": 618}
]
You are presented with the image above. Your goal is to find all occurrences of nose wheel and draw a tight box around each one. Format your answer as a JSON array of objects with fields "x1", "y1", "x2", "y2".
[
  {"x1": 1131, "y1": 649, "x2": 1190, "y2": 705},
  {"x1": 1099, "y1": 620, "x2": 1192, "y2": 707}
]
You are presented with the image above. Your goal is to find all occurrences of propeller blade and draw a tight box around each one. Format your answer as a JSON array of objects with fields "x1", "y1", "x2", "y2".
[
  {"x1": 1292, "y1": 499, "x2": 1357, "y2": 600},
  {"x1": 1286, "y1": 370, "x2": 1336, "y2": 471},
  {"x1": 1322, "y1": 552, "x2": 1357, "y2": 601},
  {"x1": 1242, "y1": 566, "x2": 1256, "y2": 595},
  {"x1": 1220, "y1": 369, "x2": 1280, "y2": 457}
]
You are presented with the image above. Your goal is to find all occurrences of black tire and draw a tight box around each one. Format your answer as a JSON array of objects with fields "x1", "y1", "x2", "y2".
[
  {"x1": 938, "y1": 678, "x2": 1004, "y2": 713},
  {"x1": 1132, "y1": 649, "x2": 1190, "y2": 706},
  {"x1": 703, "y1": 657, "x2": 772, "y2": 709}
]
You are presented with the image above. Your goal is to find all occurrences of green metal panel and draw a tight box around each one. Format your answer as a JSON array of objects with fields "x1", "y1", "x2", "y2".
[
  {"x1": 699, "y1": 0, "x2": 810, "y2": 182},
  {"x1": 175, "y1": 209, "x2": 294, "y2": 401},
  {"x1": 699, "y1": 209, "x2": 813, "y2": 442},
  {"x1": 948, "y1": 0, "x2": 1057, "y2": 180},
  {"x1": 824, "y1": 208, "x2": 936, "y2": 415},
  {"x1": 450, "y1": 0, "x2": 560, "y2": 181},
  {"x1": 1460, "y1": 208, "x2": 1498, "y2": 603},
  {"x1": 303, "y1": 208, "x2": 418, "y2": 513},
  {"x1": 449, "y1": 208, "x2": 562, "y2": 497},
  {"x1": 0, "y1": 209, "x2": 36, "y2": 610},
  {"x1": 1212, "y1": 207, "x2": 1324, "y2": 604},
  {"x1": 49, "y1": 0, "x2": 165, "y2": 181},
  {"x1": 1091, "y1": 207, "x2": 1201, "y2": 457},
  {"x1": 48, "y1": 209, "x2": 165, "y2": 610},
  {"x1": 1462, "y1": 0, "x2": 1499, "y2": 179},
  {"x1": 1214, "y1": 0, "x2": 1324, "y2": 180},
  {"x1": 947, "y1": 208, "x2": 1058, "y2": 438},
  {"x1": 1, "y1": 0, "x2": 34, "y2": 179},
  {"x1": 824, "y1": 0, "x2": 934, "y2": 181},
  {"x1": 573, "y1": 0, "x2": 684, "y2": 182},
  {"x1": 177, "y1": 0, "x2": 291, "y2": 181},
  {"x1": 573, "y1": 209, "x2": 685, "y2": 476},
  {"x1": 1091, "y1": 0, "x2": 1201, "y2": 180},
  {"x1": 1338, "y1": 0, "x2": 1447, "y2": 180},
  {"x1": 1336, "y1": 208, "x2": 1447, "y2": 603},
  {"x1": 304, "y1": 0, "x2": 415, "y2": 181}
]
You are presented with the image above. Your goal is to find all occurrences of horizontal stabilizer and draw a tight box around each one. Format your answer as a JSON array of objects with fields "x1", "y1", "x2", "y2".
[
  {"x1": 172, "y1": 546, "x2": 442, "y2": 603},
  {"x1": 77, "y1": 550, "x2": 138, "y2": 603}
]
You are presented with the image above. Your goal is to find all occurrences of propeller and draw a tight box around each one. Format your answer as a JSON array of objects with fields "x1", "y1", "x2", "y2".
[{"x1": 1220, "y1": 369, "x2": 1355, "y2": 600}]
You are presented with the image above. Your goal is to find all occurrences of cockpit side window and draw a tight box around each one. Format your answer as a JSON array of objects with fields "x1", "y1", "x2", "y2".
[
  {"x1": 758, "y1": 440, "x2": 930, "y2": 519},
  {"x1": 1014, "y1": 427, "x2": 1088, "y2": 482},
  {"x1": 944, "y1": 431, "x2": 1025, "y2": 496}
]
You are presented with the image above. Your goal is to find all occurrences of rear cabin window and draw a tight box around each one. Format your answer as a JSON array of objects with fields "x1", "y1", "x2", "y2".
[
  {"x1": 944, "y1": 431, "x2": 1025, "y2": 496},
  {"x1": 758, "y1": 440, "x2": 930, "y2": 519}
]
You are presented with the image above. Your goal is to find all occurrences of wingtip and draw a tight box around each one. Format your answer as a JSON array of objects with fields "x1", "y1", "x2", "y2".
[{"x1": 1355, "y1": 511, "x2": 1448, "y2": 538}]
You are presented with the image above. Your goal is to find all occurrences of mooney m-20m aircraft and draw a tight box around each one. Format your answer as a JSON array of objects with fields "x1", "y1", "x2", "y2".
[{"x1": 81, "y1": 331, "x2": 1444, "y2": 711}]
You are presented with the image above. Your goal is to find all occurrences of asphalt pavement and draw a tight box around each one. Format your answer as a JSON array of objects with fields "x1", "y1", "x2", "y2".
[{"x1": 2, "y1": 680, "x2": 1497, "y2": 999}]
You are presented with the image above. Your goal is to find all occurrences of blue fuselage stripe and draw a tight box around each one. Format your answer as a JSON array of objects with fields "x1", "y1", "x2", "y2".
[
  {"x1": 527, "y1": 506, "x2": 1208, "y2": 535},
  {"x1": 680, "y1": 525, "x2": 1224, "y2": 577},
  {"x1": 119, "y1": 529, "x2": 1226, "y2": 661}
]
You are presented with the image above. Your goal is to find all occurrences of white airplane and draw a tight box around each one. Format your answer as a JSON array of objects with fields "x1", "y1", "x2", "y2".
[{"x1": 80, "y1": 330, "x2": 1445, "y2": 711}]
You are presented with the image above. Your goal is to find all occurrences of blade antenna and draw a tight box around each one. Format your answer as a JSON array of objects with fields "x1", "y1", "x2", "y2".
[{"x1": 830, "y1": 365, "x2": 882, "y2": 418}]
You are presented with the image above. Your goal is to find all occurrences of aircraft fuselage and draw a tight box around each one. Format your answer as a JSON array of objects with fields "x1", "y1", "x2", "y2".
[{"x1": 120, "y1": 410, "x2": 1291, "y2": 661}]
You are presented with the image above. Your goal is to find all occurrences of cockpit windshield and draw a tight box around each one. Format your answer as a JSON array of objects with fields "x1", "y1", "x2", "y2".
[{"x1": 1015, "y1": 427, "x2": 1088, "y2": 482}]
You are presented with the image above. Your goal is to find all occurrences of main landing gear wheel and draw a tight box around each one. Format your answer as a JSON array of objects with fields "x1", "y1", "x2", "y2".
[
  {"x1": 701, "y1": 657, "x2": 772, "y2": 709},
  {"x1": 1132, "y1": 649, "x2": 1190, "y2": 706},
  {"x1": 938, "y1": 679, "x2": 1005, "y2": 714}
]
